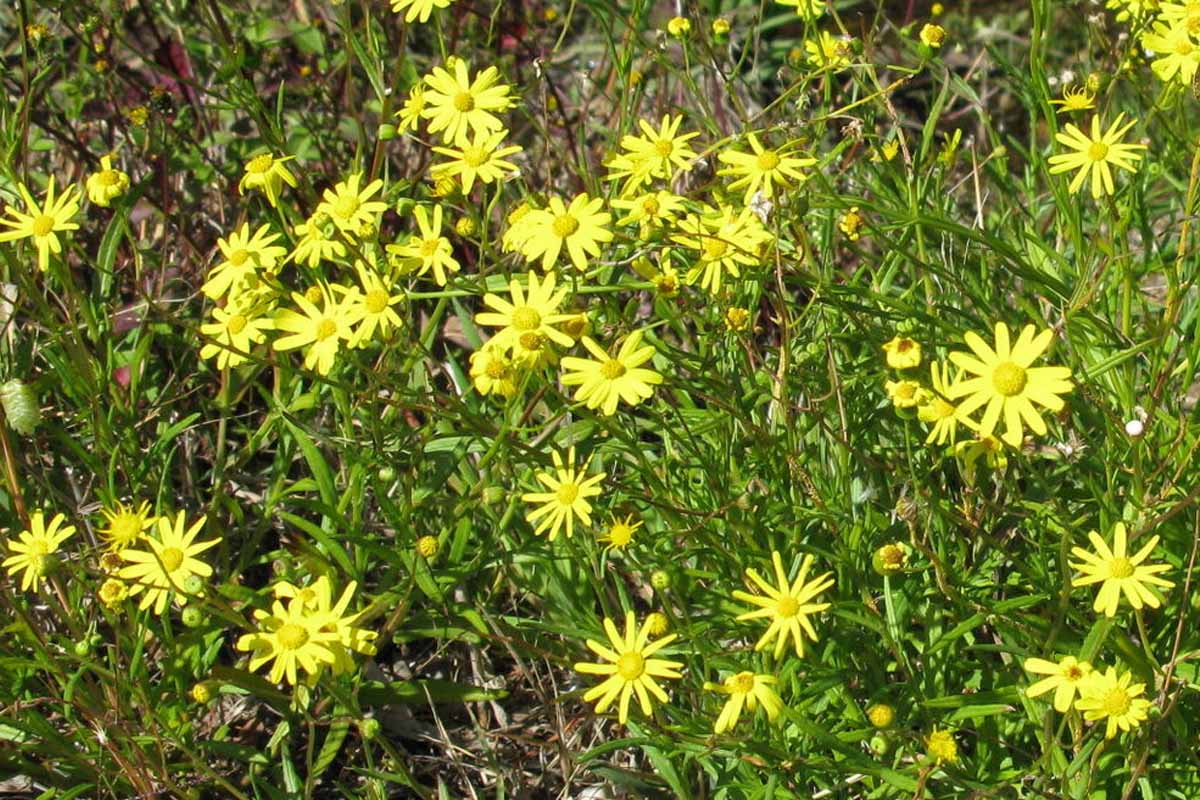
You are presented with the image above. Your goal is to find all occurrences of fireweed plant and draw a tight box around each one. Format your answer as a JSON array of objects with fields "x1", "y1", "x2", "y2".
[{"x1": 1, "y1": 0, "x2": 1199, "y2": 796}]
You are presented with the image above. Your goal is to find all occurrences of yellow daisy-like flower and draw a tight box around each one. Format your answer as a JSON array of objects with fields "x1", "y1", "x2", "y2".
[
  {"x1": 202, "y1": 223, "x2": 287, "y2": 301},
  {"x1": 317, "y1": 173, "x2": 388, "y2": 237},
  {"x1": 919, "y1": 23, "x2": 946, "y2": 47},
  {"x1": 775, "y1": 0, "x2": 824, "y2": 18},
  {"x1": 2, "y1": 510, "x2": 75, "y2": 592},
  {"x1": 560, "y1": 330, "x2": 663, "y2": 416},
  {"x1": 838, "y1": 206, "x2": 864, "y2": 240},
  {"x1": 270, "y1": 576, "x2": 378, "y2": 676},
  {"x1": 1141, "y1": 22, "x2": 1200, "y2": 85},
  {"x1": 237, "y1": 594, "x2": 340, "y2": 686},
  {"x1": 388, "y1": 204, "x2": 460, "y2": 286},
  {"x1": 343, "y1": 262, "x2": 404, "y2": 348},
  {"x1": 430, "y1": 129, "x2": 522, "y2": 193},
  {"x1": 604, "y1": 115, "x2": 699, "y2": 196},
  {"x1": 1074, "y1": 667, "x2": 1152, "y2": 739},
  {"x1": 200, "y1": 300, "x2": 275, "y2": 369},
  {"x1": 672, "y1": 205, "x2": 771, "y2": 294},
  {"x1": 395, "y1": 85, "x2": 426, "y2": 132},
  {"x1": 1069, "y1": 522, "x2": 1174, "y2": 617},
  {"x1": 469, "y1": 340, "x2": 519, "y2": 398},
  {"x1": 474, "y1": 271, "x2": 573, "y2": 354},
  {"x1": 238, "y1": 153, "x2": 298, "y2": 208},
  {"x1": 1050, "y1": 85, "x2": 1096, "y2": 114},
  {"x1": 954, "y1": 432, "x2": 1008, "y2": 472},
  {"x1": 925, "y1": 728, "x2": 958, "y2": 764},
  {"x1": 118, "y1": 511, "x2": 219, "y2": 615},
  {"x1": 732, "y1": 550, "x2": 835, "y2": 659},
  {"x1": 521, "y1": 445, "x2": 605, "y2": 541},
  {"x1": 1024, "y1": 655, "x2": 1093, "y2": 712},
  {"x1": 882, "y1": 335, "x2": 921, "y2": 370},
  {"x1": 946, "y1": 322, "x2": 1073, "y2": 447},
  {"x1": 519, "y1": 193, "x2": 613, "y2": 272},
  {"x1": 97, "y1": 500, "x2": 155, "y2": 552},
  {"x1": 86, "y1": 155, "x2": 130, "y2": 208},
  {"x1": 599, "y1": 514, "x2": 643, "y2": 552},
  {"x1": 0, "y1": 176, "x2": 80, "y2": 272},
  {"x1": 290, "y1": 212, "x2": 346, "y2": 269},
  {"x1": 885, "y1": 378, "x2": 926, "y2": 409},
  {"x1": 918, "y1": 361, "x2": 963, "y2": 446},
  {"x1": 611, "y1": 190, "x2": 686, "y2": 229},
  {"x1": 390, "y1": 0, "x2": 453, "y2": 23},
  {"x1": 1047, "y1": 114, "x2": 1146, "y2": 200},
  {"x1": 272, "y1": 285, "x2": 364, "y2": 375},
  {"x1": 717, "y1": 132, "x2": 816, "y2": 204},
  {"x1": 704, "y1": 671, "x2": 784, "y2": 734},
  {"x1": 574, "y1": 611, "x2": 683, "y2": 725},
  {"x1": 422, "y1": 61, "x2": 515, "y2": 146},
  {"x1": 806, "y1": 31, "x2": 853, "y2": 69}
]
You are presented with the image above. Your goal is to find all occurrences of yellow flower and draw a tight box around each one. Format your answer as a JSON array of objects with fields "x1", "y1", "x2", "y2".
[
  {"x1": 469, "y1": 340, "x2": 519, "y2": 398},
  {"x1": 237, "y1": 595, "x2": 340, "y2": 686},
  {"x1": 672, "y1": 205, "x2": 771, "y2": 294},
  {"x1": 946, "y1": 322, "x2": 1073, "y2": 447},
  {"x1": 918, "y1": 361, "x2": 962, "y2": 445},
  {"x1": 775, "y1": 0, "x2": 825, "y2": 18},
  {"x1": 430, "y1": 129, "x2": 522, "y2": 193},
  {"x1": 1047, "y1": 114, "x2": 1146, "y2": 200},
  {"x1": 806, "y1": 31, "x2": 853, "y2": 68},
  {"x1": 118, "y1": 511, "x2": 218, "y2": 615},
  {"x1": 724, "y1": 307, "x2": 751, "y2": 332},
  {"x1": 717, "y1": 132, "x2": 816, "y2": 204},
  {"x1": 882, "y1": 336, "x2": 921, "y2": 370},
  {"x1": 390, "y1": 0, "x2": 452, "y2": 23},
  {"x1": 200, "y1": 300, "x2": 275, "y2": 369},
  {"x1": 604, "y1": 115, "x2": 699, "y2": 196},
  {"x1": 2, "y1": 510, "x2": 75, "y2": 592},
  {"x1": 704, "y1": 672, "x2": 784, "y2": 734},
  {"x1": 1024, "y1": 655, "x2": 1093, "y2": 712},
  {"x1": 422, "y1": 61, "x2": 515, "y2": 146},
  {"x1": 871, "y1": 542, "x2": 910, "y2": 574},
  {"x1": 1069, "y1": 522, "x2": 1174, "y2": 617},
  {"x1": 920, "y1": 23, "x2": 946, "y2": 47},
  {"x1": 519, "y1": 193, "x2": 613, "y2": 272},
  {"x1": 388, "y1": 204, "x2": 460, "y2": 286},
  {"x1": 98, "y1": 500, "x2": 155, "y2": 551},
  {"x1": 885, "y1": 379, "x2": 925, "y2": 409},
  {"x1": 98, "y1": 578, "x2": 129, "y2": 608},
  {"x1": 632, "y1": 255, "x2": 680, "y2": 296},
  {"x1": 839, "y1": 206, "x2": 864, "y2": 240},
  {"x1": 866, "y1": 703, "x2": 895, "y2": 728},
  {"x1": 1074, "y1": 667, "x2": 1152, "y2": 739},
  {"x1": 238, "y1": 153, "x2": 297, "y2": 208},
  {"x1": 574, "y1": 611, "x2": 683, "y2": 724},
  {"x1": 474, "y1": 271, "x2": 573, "y2": 354},
  {"x1": 925, "y1": 728, "x2": 958, "y2": 764},
  {"x1": 86, "y1": 155, "x2": 130, "y2": 207},
  {"x1": 712, "y1": 18, "x2": 731, "y2": 37},
  {"x1": 560, "y1": 330, "x2": 663, "y2": 416},
  {"x1": 599, "y1": 514, "x2": 643, "y2": 551},
  {"x1": 202, "y1": 223, "x2": 287, "y2": 301},
  {"x1": 269, "y1": 576, "x2": 378, "y2": 677},
  {"x1": 1050, "y1": 85, "x2": 1096, "y2": 114},
  {"x1": 1141, "y1": 22, "x2": 1200, "y2": 85},
  {"x1": 666, "y1": 16, "x2": 691, "y2": 36},
  {"x1": 290, "y1": 212, "x2": 346, "y2": 268},
  {"x1": 317, "y1": 173, "x2": 388, "y2": 237},
  {"x1": 611, "y1": 190, "x2": 686, "y2": 229},
  {"x1": 0, "y1": 176, "x2": 80, "y2": 272},
  {"x1": 954, "y1": 433, "x2": 1008, "y2": 471},
  {"x1": 521, "y1": 445, "x2": 605, "y2": 541},
  {"x1": 343, "y1": 262, "x2": 404, "y2": 348},
  {"x1": 272, "y1": 285, "x2": 364, "y2": 375},
  {"x1": 395, "y1": 85, "x2": 426, "y2": 132},
  {"x1": 732, "y1": 550, "x2": 835, "y2": 659}
]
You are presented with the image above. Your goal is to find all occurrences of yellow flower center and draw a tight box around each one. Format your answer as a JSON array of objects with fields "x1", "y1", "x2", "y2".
[
  {"x1": 277, "y1": 623, "x2": 309, "y2": 651},
  {"x1": 1176, "y1": 39, "x2": 1194, "y2": 55},
  {"x1": 485, "y1": 358, "x2": 507, "y2": 379},
  {"x1": 702, "y1": 238, "x2": 728, "y2": 260},
  {"x1": 1064, "y1": 664, "x2": 1084, "y2": 681},
  {"x1": 556, "y1": 483, "x2": 579, "y2": 504},
  {"x1": 453, "y1": 91, "x2": 475, "y2": 112},
  {"x1": 419, "y1": 238, "x2": 441, "y2": 257},
  {"x1": 552, "y1": 213, "x2": 580, "y2": 238},
  {"x1": 159, "y1": 547, "x2": 184, "y2": 572},
  {"x1": 97, "y1": 169, "x2": 122, "y2": 187},
  {"x1": 895, "y1": 339, "x2": 914, "y2": 352},
  {"x1": 1088, "y1": 141, "x2": 1109, "y2": 162},
  {"x1": 229, "y1": 249, "x2": 250, "y2": 266},
  {"x1": 1188, "y1": 14, "x2": 1200, "y2": 34},
  {"x1": 512, "y1": 306, "x2": 541, "y2": 331},
  {"x1": 600, "y1": 359, "x2": 626, "y2": 380},
  {"x1": 730, "y1": 672, "x2": 756, "y2": 694},
  {"x1": 607, "y1": 522, "x2": 634, "y2": 547},
  {"x1": 518, "y1": 331, "x2": 545, "y2": 352},
  {"x1": 641, "y1": 197, "x2": 660, "y2": 215},
  {"x1": 930, "y1": 397, "x2": 956, "y2": 419},
  {"x1": 27, "y1": 539, "x2": 52, "y2": 557},
  {"x1": 105, "y1": 514, "x2": 143, "y2": 546},
  {"x1": 776, "y1": 595, "x2": 800, "y2": 617},
  {"x1": 1101, "y1": 686, "x2": 1131, "y2": 716},
  {"x1": 991, "y1": 361, "x2": 1027, "y2": 396},
  {"x1": 333, "y1": 195, "x2": 360, "y2": 219},
  {"x1": 226, "y1": 314, "x2": 247, "y2": 335},
  {"x1": 461, "y1": 146, "x2": 489, "y2": 167},
  {"x1": 757, "y1": 150, "x2": 781, "y2": 171},
  {"x1": 616, "y1": 652, "x2": 645, "y2": 680},
  {"x1": 31, "y1": 215, "x2": 55, "y2": 237},
  {"x1": 365, "y1": 289, "x2": 390, "y2": 314},
  {"x1": 246, "y1": 154, "x2": 274, "y2": 173},
  {"x1": 1109, "y1": 556, "x2": 1134, "y2": 578},
  {"x1": 316, "y1": 319, "x2": 338, "y2": 340},
  {"x1": 879, "y1": 544, "x2": 906, "y2": 569},
  {"x1": 654, "y1": 140, "x2": 675, "y2": 158}
]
